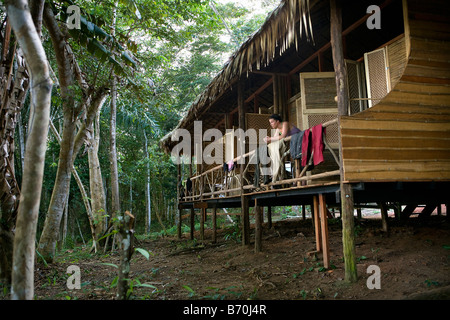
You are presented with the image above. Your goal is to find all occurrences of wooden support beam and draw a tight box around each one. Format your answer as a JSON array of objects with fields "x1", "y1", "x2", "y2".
[
  {"x1": 212, "y1": 206, "x2": 217, "y2": 244},
  {"x1": 357, "y1": 208, "x2": 362, "y2": 219},
  {"x1": 419, "y1": 204, "x2": 438, "y2": 219},
  {"x1": 193, "y1": 202, "x2": 208, "y2": 209},
  {"x1": 177, "y1": 164, "x2": 182, "y2": 239},
  {"x1": 379, "y1": 202, "x2": 389, "y2": 233},
  {"x1": 401, "y1": 204, "x2": 418, "y2": 220},
  {"x1": 340, "y1": 183, "x2": 357, "y2": 282},
  {"x1": 313, "y1": 196, "x2": 322, "y2": 253},
  {"x1": 190, "y1": 208, "x2": 195, "y2": 240},
  {"x1": 178, "y1": 208, "x2": 182, "y2": 239},
  {"x1": 273, "y1": 74, "x2": 279, "y2": 114},
  {"x1": 200, "y1": 207, "x2": 205, "y2": 241},
  {"x1": 319, "y1": 194, "x2": 330, "y2": 269},
  {"x1": 255, "y1": 199, "x2": 262, "y2": 253},
  {"x1": 267, "y1": 206, "x2": 272, "y2": 229},
  {"x1": 331, "y1": 0, "x2": 357, "y2": 283}
]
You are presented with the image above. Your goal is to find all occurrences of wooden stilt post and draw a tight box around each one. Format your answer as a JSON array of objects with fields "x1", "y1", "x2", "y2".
[
  {"x1": 200, "y1": 207, "x2": 205, "y2": 241},
  {"x1": 267, "y1": 206, "x2": 272, "y2": 229},
  {"x1": 178, "y1": 207, "x2": 182, "y2": 239},
  {"x1": 177, "y1": 164, "x2": 182, "y2": 239},
  {"x1": 273, "y1": 75, "x2": 279, "y2": 115},
  {"x1": 190, "y1": 208, "x2": 195, "y2": 240},
  {"x1": 255, "y1": 199, "x2": 262, "y2": 253},
  {"x1": 189, "y1": 162, "x2": 195, "y2": 240},
  {"x1": 341, "y1": 183, "x2": 357, "y2": 282},
  {"x1": 331, "y1": 0, "x2": 357, "y2": 283},
  {"x1": 313, "y1": 196, "x2": 322, "y2": 253},
  {"x1": 357, "y1": 208, "x2": 362, "y2": 220},
  {"x1": 379, "y1": 202, "x2": 389, "y2": 233},
  {"x1": 302, "y1": 204, "x2": 306, "y2": 220},
  {"x1": 241, "y1": 198, "x2": 250, "y2": 245},
  {"x1": 212, "y1": 206, "x2": 217, "y2": 244},
  {"x1": 319, "y1": 194, "x2": 330, "y2": 269}
]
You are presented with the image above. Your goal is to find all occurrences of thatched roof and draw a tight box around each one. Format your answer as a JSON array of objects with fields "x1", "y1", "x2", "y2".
[{"x1": 159, "y1": 0, "x2": 318, "y2": 153}]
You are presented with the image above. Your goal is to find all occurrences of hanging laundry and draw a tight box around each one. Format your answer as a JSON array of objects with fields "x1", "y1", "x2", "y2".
[
  {"x1": 227, "y1": 160, "x2": 235, "y2": 171},
  {"x1": 254, "y1": 144, "x2": 271, "y2": 187},
  {"x1": 289, "y1": 130, "x2": 304, "y2": 159},
  {"x1": 311, "y1": 124, "x2": 325, "y2": 166},
  {"x1": 301, "y1": 124, "x2": 325, "y2": 167},
  {"x1": 301, "y1": 128, "x2": 311, "y2": 167}
]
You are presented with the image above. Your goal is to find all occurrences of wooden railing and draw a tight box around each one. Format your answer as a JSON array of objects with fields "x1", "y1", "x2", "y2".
[{"x1": 181, "y1": 118, "x2": 340, "y2": 202}]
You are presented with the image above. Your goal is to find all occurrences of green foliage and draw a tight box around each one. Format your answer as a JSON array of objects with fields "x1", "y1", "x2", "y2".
[
  {"x1": 18, "y1": 0, "x2": 276, "y2": 251},
  {"x1": 183, "y1": 285, "x2": 196, "y2": 298}
]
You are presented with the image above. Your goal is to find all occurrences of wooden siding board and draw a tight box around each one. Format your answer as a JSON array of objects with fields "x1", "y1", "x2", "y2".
[
  {"x1": 344, "y1": 170, "x2": 450, "y2": 181},
  {"x1": 340, "y1": 117, "x2": 450, "y2": 132},
  {"x1": 342, "y1": 135, "x2": 450, "y2": 149}
]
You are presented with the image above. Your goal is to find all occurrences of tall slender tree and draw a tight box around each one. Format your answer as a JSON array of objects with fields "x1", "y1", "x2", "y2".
[{"x1": 4, "y1": 0, "x2": 52, "y2": 300}]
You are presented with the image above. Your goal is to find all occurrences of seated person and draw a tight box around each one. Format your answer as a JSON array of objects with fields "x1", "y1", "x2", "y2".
[
  {"x1": 263, "y1": 114, "x2": 301, "y2": 143},
  {"x1": 262, "y1": 114, "x2": 301, "y2": 183}
]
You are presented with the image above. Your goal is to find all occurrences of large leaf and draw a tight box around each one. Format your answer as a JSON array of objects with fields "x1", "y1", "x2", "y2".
[{"x1": 119, "y1": 0, "x2": 142, "y2": 20}]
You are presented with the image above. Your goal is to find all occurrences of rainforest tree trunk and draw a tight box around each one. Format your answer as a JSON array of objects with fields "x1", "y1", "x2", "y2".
[
  {"x1": 38, "y1": 4, "x2": 110, "y2": 261},
  {"x1": 144, "y1": 131, "x2": 151, "y2": 233},
  {"x1": 0, "y1": 23, "x2": 29, "y2": 287},
  {"x1": 37, "y1": 3, "x2": 78, "y2": 263},
  {"x1": 6, "y1": 0, "x2": 52, "y2": 300},
  {"x1": 38, "y1": 109, "x2": 75, "y2": 262},
  {"x1": 88, "y1": 107, "x2": 108, "y2": 241},
  {"x1": 109, "y1": 3, "x2": 121, "y2": 220}
]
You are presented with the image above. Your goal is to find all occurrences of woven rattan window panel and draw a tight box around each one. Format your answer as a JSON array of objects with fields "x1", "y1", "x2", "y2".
[
  {"x1": 365, "y1": 48, "x2": 390, "y2": 107},
  {"x1": 307, "y1": 114, "x2": 339, "y2": 145}
]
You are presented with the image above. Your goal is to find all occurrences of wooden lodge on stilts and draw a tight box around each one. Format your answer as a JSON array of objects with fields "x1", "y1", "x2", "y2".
[{"x1": 160, "y1": 0, "x2": 450, "y2": 281}]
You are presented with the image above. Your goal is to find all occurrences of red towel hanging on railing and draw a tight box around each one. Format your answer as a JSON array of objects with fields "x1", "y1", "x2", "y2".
[
  {"x1": 311, "y1": 124, "x2": 325, "y2": 166},
  {"x1": 301, "y1": 124, "x2": 325, "y2": 167}
]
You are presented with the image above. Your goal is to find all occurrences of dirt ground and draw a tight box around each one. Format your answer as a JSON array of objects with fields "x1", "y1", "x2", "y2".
[{"x1": 23, "y1": 209, "x2": 450, "y2": 301}]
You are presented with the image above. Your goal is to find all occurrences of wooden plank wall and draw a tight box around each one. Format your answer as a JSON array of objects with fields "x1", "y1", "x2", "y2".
[{"x1": 340, "y1": 0, "x2": 450, "y2": 182}]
